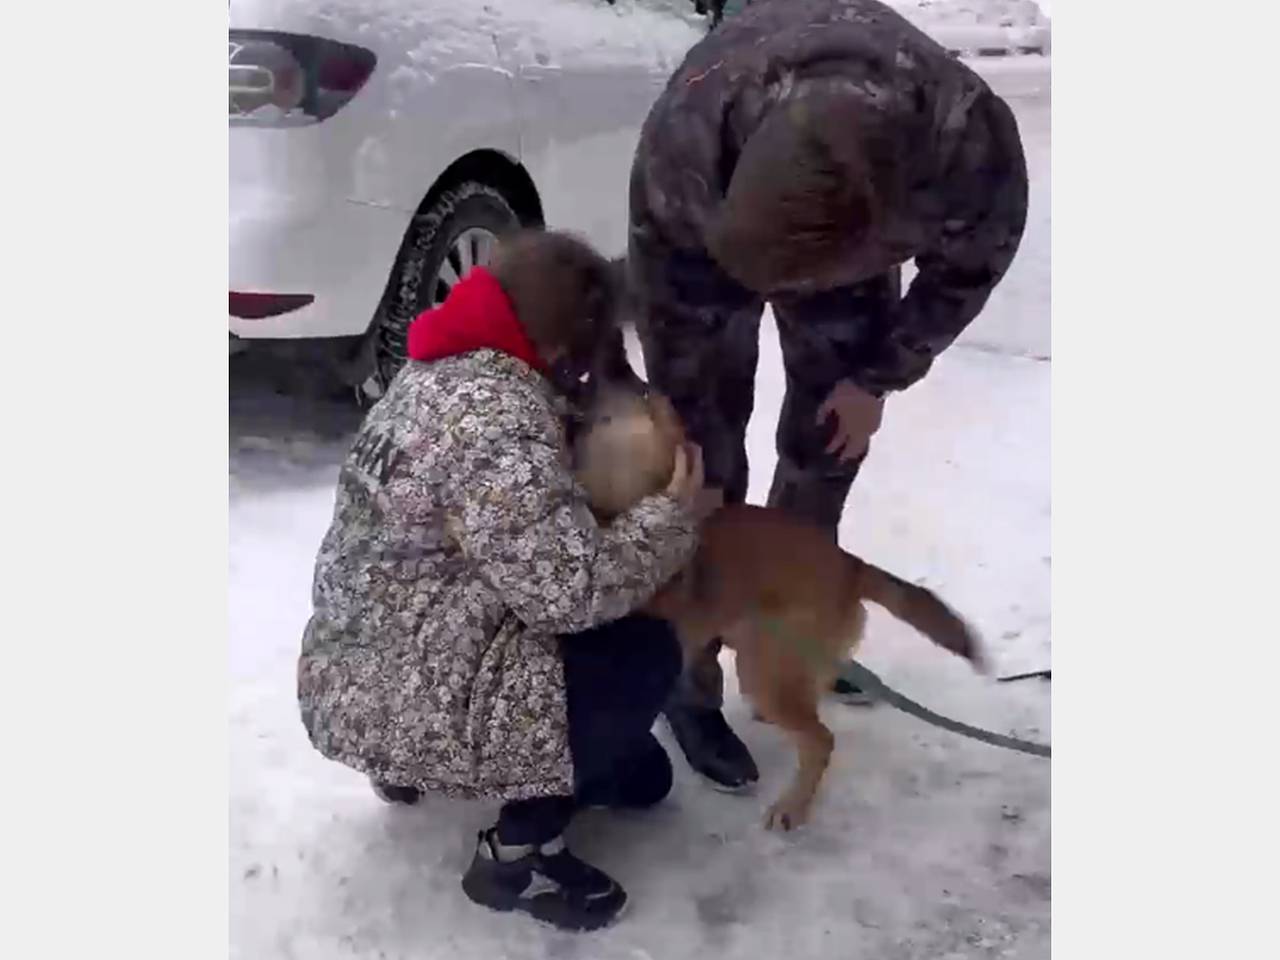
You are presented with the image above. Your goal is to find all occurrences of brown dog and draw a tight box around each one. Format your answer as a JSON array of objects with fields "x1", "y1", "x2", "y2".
[{"x1": 573, "y1": 383, "x2": 986, "y2": 831}]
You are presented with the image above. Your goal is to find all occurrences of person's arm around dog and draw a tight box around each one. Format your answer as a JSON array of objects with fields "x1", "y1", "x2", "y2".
[{"x1": 449, "y1": 390, "x2": 703, "y2": 636}]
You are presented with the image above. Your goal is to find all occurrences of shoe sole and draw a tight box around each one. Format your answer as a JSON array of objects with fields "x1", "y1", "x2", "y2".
[
  {"x1": 462, "y1": 884, "x2": 629, "y2": 932},
  {"x1": 832, "y1": 693, "x2": 877, "y2": 707},
  {"x1": 693, "y1": 768, "x2": 758, "y2": 795}
]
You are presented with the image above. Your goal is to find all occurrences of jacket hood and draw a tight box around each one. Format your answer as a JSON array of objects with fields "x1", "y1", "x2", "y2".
[{"x1": 405, "y1": 267, "x2": 548, "y2": 375}]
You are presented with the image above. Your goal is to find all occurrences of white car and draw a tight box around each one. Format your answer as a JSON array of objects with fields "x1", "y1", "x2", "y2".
[{"x1": 230, "y1": 0, "x2": 704, "y2": 397}]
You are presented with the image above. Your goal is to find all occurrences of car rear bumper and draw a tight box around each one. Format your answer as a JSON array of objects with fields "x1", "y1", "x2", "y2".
[
  {"x1": 230, "y1": 193, "x2": 408, "y2": 339},
  {"x1": 230, "y1": 111, "x2": 410, "y2": 340}
]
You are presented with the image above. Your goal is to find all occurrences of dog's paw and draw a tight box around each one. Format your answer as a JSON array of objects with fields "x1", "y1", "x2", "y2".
[{"x1": 764, "y1": 794, "x2": 812, "y2": 832}]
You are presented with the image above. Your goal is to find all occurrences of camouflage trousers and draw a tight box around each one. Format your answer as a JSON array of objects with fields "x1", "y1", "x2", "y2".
[{"x1": 630, "y1": 243, "x2": 902, "y2": 710}]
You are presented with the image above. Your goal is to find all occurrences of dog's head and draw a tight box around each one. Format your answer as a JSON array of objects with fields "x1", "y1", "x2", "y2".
[{"x1": 572, "y1": 379, "x2": 686, "y2": 521}]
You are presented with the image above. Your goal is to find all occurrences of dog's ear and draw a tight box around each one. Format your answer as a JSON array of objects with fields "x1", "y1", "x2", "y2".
[
  {"x1": 607, "y1": 255, "x2": 627, "y2": 290},
  {"x1": 646, "y1": 392, "x2": 687, "y2": 447},
  {"x1": 586, "y1": 326, "x2": 642, "y2": 391}
]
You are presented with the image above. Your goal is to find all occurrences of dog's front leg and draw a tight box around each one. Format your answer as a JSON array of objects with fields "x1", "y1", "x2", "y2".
[
  {"x1": 763, "y1": 714, "x2": 835, "y2": 831},
  {"x1": 735, "y1": 633, "x2": 836, "y2": 831}
]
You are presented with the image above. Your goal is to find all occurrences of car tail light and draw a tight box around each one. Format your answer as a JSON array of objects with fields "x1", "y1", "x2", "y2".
[
  {"x1": 229, "y1": 31, "x2": 376, "y2": 126},
  {"x1": 230, "y1": 292, "x2": 315, "y2": 319}
]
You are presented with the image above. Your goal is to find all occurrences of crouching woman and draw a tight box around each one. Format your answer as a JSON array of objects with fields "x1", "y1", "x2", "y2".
[{"x1": 297, "y1": 230, "x2": 702, "y2": 932}]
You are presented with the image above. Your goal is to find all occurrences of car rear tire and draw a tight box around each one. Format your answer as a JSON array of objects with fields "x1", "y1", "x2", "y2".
[{"x1": 362, "y1": 181, "x2": 522, "y2": 400}]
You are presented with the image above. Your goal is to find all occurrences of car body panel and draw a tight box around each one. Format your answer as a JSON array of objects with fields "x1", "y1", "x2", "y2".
[{"x1": 229, "y1": 0, "x2": 702, "y2": 340}]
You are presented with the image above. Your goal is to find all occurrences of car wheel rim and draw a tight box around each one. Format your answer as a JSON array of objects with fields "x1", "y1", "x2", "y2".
[
  {"x1": 430, "y1": 227, "x2": 498, "y2": 307},
  {"x1": 370, "y1": 225, "x2": 500, "y2": 399}
]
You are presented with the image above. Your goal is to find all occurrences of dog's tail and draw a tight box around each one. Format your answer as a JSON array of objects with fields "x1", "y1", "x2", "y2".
[{"x1": 851, "y1": 557, "x2": 988, "y2": 672}]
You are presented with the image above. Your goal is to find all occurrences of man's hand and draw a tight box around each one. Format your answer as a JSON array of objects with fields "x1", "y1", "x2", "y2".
[
  {"x1": 816, "y1": 379, "x2": 885, "y2": 463},
  {"x1": 666, "y1": 442, "x2": 706, "y2": 511}
]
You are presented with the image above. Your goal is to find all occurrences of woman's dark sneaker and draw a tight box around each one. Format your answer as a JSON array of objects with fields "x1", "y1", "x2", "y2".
[
  {"x1": 461, "y1": 829, "x2": 626, "y2": 931},
  {"x1": 370, "y1": 779, "x2": 423, "y2": 805}
]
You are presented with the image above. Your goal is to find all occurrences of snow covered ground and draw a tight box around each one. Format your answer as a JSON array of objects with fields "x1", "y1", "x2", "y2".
[
  {"x1": 887, "y1": 0, "x2": 1052, "y2": 54},
  {"x1": 230, "y1": 59, "x2": 1051, "y2": 960}
]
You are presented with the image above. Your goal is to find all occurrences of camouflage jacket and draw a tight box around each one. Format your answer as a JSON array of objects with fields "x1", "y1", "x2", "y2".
[
  {"x1": 298, "y1": 350, "x2": 697, "y2": 801},
  {"x1": 630, "y1": 0, "x2": 1029, "y2": 394}
]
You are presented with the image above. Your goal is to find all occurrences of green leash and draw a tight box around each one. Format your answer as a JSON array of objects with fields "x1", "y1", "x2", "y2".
[
  {"x1": 838, "y1": 660, "x2": 1051, "y2": 759},
  {"x1": 759, "y1": 618, "x2": 1052, "y2": 759}
]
